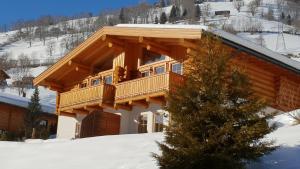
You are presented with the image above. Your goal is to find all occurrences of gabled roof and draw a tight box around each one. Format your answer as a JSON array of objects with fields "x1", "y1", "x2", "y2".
[
  {"x1": 0, "y1": 92, "x2": 55, "y2": 113},
  {"x1": 33, "y1": 25, "x2": 203, "y2": 87},
  {"x1": 0, "y1": 69, "x2": 10, "y2": 79},
  {"x1": 33, "y1": 24, "x2": 300, "y2": 88}
]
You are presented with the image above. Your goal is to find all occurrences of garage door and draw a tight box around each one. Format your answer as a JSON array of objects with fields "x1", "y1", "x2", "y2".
[{"x1": 80, "y1": 111, "x2": 120, "y2": 138}]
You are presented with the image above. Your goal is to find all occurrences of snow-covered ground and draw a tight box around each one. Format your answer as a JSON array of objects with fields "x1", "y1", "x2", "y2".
[{"x1": 0, "y1": 111, "x2": 299, "y2": 169}]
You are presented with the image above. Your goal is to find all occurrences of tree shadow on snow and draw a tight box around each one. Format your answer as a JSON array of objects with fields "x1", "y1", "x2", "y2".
[{"x1": 247, "y1": 145, "x2": 300, "y2": 169}]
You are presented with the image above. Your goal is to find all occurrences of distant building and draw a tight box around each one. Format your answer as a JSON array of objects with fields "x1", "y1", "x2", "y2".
[
  {"x1": 0, "y1": 93, "x2": 57, "y2": 135},
  {"x1": 0, "y1": 69, "x2": 10, "y2": 87},
  {"x1": 215, "y1": 10, "x2": 230, "y2": 16}
]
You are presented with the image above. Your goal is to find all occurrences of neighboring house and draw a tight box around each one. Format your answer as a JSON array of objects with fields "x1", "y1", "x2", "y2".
[
  {"x1": 12, "y1": 76, "x2": 35, "y2": 89},
  {"x1": 0, "y1": 92, "x2": 57, "y2": 135},
  {"x1": 0, "y1": 69, "x2": 10, "y2": 87},
  {"x1": 34, "y1": 24, "x2": 300, "y2": 139}
]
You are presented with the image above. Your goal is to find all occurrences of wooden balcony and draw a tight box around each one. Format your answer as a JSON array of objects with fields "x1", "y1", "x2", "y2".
[
  {"x1": 59, "y1": 84, "x2": 115, "y2": 111},
  {"x1": 115, "y1": 72, "x2": 184, "y2": 107}
]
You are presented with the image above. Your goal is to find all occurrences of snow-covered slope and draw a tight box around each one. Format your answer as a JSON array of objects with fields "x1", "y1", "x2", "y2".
[
  {"x1": 0, "y1": 0, "x2": 299, "y2": 105},
  {"x1": 0, "y1": 111, "x2": 299, "y2": 169}
]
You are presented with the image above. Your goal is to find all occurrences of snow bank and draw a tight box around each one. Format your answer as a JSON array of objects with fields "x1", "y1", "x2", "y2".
[
  {"x1": 0, "y1": 112, "x2": 299, "y2": 169},
  {"x1": 0, "y1": 133, "x2": 163, "y2": 169}
]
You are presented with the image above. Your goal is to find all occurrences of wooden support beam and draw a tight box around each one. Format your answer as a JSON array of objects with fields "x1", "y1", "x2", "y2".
[
  {"x1": 138, "y1": 36, "x2": 143, "y2": 43},
  {"x1": 129, "y1": 100, "x2": 149, "y2": 108},
  {"x1": 146, "y1": 97, "x2": 166, "y2": 106},
  {"x1": 114, "y1": 103, "x2": 132, "y2": 111},
  {"x1": 179, "y1": 39, "x2": 199, "y2": 49},
  {"x1": 84, "y1": 105, "x2": 102, "y2": 112},
  {"x1": 44, "y1": 80, "x2": 63, "y2": 92},
  {"x1": 59, "y1": 111, "x2": 76, "y2": 118},
  {"x1": 72, "y1": 108, "x2": 89, "y2": 115},
  {"x1": 186, "y1": 47, "x2": 197, "y2": 56},
  {"x1": 138, "y1": 37, "x2": 170, "y2": 55},
  {"x1": 101, "y1": 34, "x2": 107, "y2": 41},
  {"x1": 100, "y1": 103, "x2": 114, "y2": 109}
]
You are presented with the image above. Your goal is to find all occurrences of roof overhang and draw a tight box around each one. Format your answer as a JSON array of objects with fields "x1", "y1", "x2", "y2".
[{"x1": 33, "y1": 26, "x2": 203, "y2": 90}]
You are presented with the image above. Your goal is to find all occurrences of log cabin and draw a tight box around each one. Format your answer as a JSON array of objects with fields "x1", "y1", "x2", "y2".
[
  {"x1": 33, "y1": 24, "x2": 300, "y2": 139},
  {"x1": 0, "y1": 69, "x2": 10, "y2": 87},
  {"x1": 0, "y1": 92, "x2": 57, "y2": 135}
]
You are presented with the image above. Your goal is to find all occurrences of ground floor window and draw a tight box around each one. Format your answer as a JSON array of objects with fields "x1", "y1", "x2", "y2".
[
  {"x1": 138, "y1": 114, "x2": 148, "y2": 133},
  {"x1": 154, "y1": 113, "x2": 164, "y2": 132}
]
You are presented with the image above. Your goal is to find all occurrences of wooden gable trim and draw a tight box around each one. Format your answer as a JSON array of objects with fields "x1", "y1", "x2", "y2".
[{"x1": 33, "y1": 27, "x2": 203, "y2": 88}]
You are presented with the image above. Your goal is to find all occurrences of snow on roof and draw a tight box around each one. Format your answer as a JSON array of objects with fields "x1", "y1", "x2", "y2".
[
  {"x1": 0, "y1": 92, "x2": 55, "y2": 113},
  {"x1": 116, "y1": 24, "x2": 300, "y2": 73},
  {"x1": 116, "y1": 24, "x2": 208, "y2": 30}
]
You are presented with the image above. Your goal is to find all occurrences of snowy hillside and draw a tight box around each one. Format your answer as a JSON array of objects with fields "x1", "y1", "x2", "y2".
[
  {"x1": 0, "y1": 111, "x2": 299, "y2": 169},
  {"x1": 0, "y1": 0, "x2": 299, "y2": 104}
]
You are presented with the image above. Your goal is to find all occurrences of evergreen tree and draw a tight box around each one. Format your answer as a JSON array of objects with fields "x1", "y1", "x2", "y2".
[
  {"x1": 195, "y1": 5, "x2": 201, "y2": 20},
  {"x1": 182, "y1": 8, "x2": 188, "y2": 19},
  {"x1": 169, "y1": 5, "x2": 177, "y2": 23},
  {"x1": 287, "y1": 14, "x2": 292, "y2": 25},
  {"x1": 159, "y1": 0, "x2": 166, "y2": 8},
  {"x1": 25, "y1": 87, "x2": 42, "y2": 139},
  {"x1": 119, "y1": 8, "x2": 127, "y2": 24},
  {"x1": 281, "y1": 12, "x2": 285, "y2": 21},
  {"x1": 160, "y1": 12, "x2": 167, "y2": 24},
  {"x1": 155, "y1": 16, "x2": 159, "y2": 24},
  {"x1": 154, "y1": 35, "x2": 275, "y2": 169}
]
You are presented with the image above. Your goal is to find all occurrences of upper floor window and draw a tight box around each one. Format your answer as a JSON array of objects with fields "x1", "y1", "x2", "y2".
[
  {"x1": 171, "y1": 63, "x2": 183, "y2": 75},
  {"x1": 91, "y1": 79, "x2": 101, "y2": 86},
  {"x1": 155, "y1": 66, "x2": 165, "y2": 75},
  {"x1": 141, "y1": 49, "x2": 165, "y2": 66},
  {"x1": 80, "y1": 82, "x2": 87, "y2": 88},
  {"x1": 141, "y1": 71, "x2": 150, "y2": 77},
  {"x1": 104, "y1": 75, "x2": 112, "y2": 84}
]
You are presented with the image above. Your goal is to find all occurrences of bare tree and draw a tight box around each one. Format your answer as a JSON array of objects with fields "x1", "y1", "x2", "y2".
[
  {"x1": 24, "y1": 21, "x2": 35, "y2": 47},
  {"x1": 202, "y1": 3, "x2": 211, "y2": 25},
  {"x1": 233, "y1": 0, "x2": 244, "y2": 12},
  {"x1": 248, "y1": 1, "x2": 257, "y2": 16},
  {"x1": 254, "y1": 0, "x2": 261, "y2": 7},
  {"x1": 46, "y1": 40, "x2": 55, "y2": 57},
  {"x1": 12, "y1": 54, "x2": 30, "y2": 97},
  {"x1": 0, "y1": 53, "x2": 10, "y2": 70}
]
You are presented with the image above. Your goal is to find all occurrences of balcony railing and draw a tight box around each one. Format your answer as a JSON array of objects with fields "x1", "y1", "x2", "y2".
[
  {"x1": 115, "y1": 72, "x2": 184, "y2": 102},
  {"x1": 59, "y1": 84, "x2": 115, "y2": 110}
]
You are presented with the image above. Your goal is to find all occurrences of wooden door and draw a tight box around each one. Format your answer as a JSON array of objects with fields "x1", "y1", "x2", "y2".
[{"x1": 80, "y1": 111, "x2": 120, "y2": 138}]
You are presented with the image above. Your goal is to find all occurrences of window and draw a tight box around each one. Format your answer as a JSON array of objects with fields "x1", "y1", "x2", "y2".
[
  {"x1": 39, "y1": 120, "x2": 48, "y2": 127},
  {"x1": 104, "y1": 75, "x2": 112, "y2": 84},
  {"x1": 155, "y1": 66, "x2": 165, "y2": 74},
  {"x1": 154, "y1": 114, "x2": 164, "y2": 132},
  {"x1": 138, "y1": 115, "x2": 148, "y2": 133},
  {"x1": 80, "y1": 83, "x2": 87, "y2": 88},
  {"x1": 91, "y1": 79, "x2": 100, "y2": 86},
  {"x1": 141, "y1": 49, "x2": 166, "y2": 66},
  {"x1": 171, "y1": 63, "x2": 183, "y2": 75},
  {"x1": 141, "y1": 71, "x2": 150, "y2": 77}
]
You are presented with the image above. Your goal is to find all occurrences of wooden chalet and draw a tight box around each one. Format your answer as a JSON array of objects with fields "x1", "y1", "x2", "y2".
[
  {"x1": 33, "y1": 24, "x2": 300, "y2": 139},
  {"x1": 0, "y1": 93, "x2": 57, "y2": 135},
  {"x1": 0, "y1": 69, "x2": 10, "y2": 86}
]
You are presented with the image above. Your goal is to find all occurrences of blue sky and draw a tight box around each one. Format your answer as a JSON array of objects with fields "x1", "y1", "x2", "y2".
[{"x1": 0, "y1": 0, "x2": 156, "y2": 26}]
